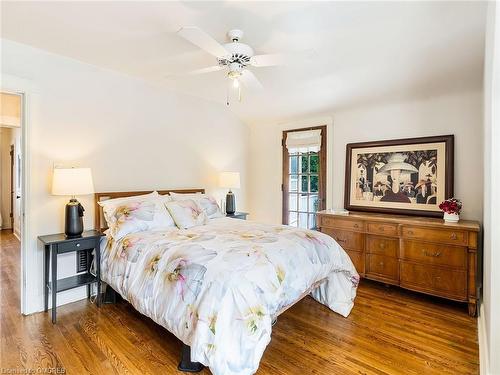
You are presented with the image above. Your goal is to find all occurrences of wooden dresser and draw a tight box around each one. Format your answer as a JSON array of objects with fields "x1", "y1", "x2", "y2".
[{"x1": 316, "y1": 211, "x2": 480, "y2": 316}]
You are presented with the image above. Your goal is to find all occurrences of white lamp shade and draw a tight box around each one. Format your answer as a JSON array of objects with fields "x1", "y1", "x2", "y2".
[
  {"x1": 219, "y1": 172, "x2": 241, "y2": 189},
  {"x1": 52, "y1": 168, "x2": 94, "y2": 196}
]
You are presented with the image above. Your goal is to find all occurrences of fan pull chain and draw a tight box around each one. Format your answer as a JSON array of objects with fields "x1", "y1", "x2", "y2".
[
  {"x1": 226, "y1": 78, "x2": 230, "y2": 106},
  {"x1": 238, "y1": 85, "x2": 241, "y2": 102}
]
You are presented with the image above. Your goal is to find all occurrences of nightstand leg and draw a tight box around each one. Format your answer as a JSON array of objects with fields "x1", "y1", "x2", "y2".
[
  {"x1": 44, "y1": 245, "x2": 49, "y2": 312},
  {"x1": 51, "y1": 246, "x2": 57, "y2": 324},
  {"x1": 86, "y1": 249, "x2": 91, "y2": 299},
  {"x1": 95, "y1": 248, "x2": 101, "y2": 307}
]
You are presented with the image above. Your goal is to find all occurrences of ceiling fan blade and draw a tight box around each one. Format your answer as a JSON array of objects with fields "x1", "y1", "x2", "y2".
[
  {"x1": 250, "y1": 54, "x2": 286, "y2": 67},
  {"x1": 186, "y1": 65, "x2": 224, "y2": 75},
  {"x1": 177, "y1": 27, "x2": 228, "y2": 58},
  {"x1": 240, "y1": 70, "x2": 263, "y2": 90},
  {"x1": 165, "y1": 65, "x2": 224, "y2": 78}
]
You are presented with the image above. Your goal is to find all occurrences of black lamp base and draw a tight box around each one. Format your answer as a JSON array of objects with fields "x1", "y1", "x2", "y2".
[
  {"x1": 225, "y1": 190, "x2": 236, "y2": 215},
  {"x1": 65, "y1": 198, "x2": 85, "y2": 238}
]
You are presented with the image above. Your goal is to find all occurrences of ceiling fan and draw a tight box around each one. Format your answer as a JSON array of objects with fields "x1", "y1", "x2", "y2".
[{"x1": 176, "y1": 27, "x2": 285, "y2": 101}]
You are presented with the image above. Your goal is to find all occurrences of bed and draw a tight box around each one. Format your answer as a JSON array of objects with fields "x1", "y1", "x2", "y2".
[{"x1": 95, "y1": 189, "x2": 359, "y2": 375}]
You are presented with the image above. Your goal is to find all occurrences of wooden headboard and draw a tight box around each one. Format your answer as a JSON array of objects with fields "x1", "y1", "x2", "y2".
[{"x1": 94, "y1": 188, "x2": 205, "y2": 232}]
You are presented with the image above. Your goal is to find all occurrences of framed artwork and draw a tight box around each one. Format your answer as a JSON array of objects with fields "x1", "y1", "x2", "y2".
[{"x1": 344, "y1": 135, "x2": 454, "y2": 217}]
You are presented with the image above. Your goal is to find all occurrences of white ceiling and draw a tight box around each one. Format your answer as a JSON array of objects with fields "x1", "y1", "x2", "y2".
[{"x1": 1, "y1": 1, "x2": 487, "y2": 124}]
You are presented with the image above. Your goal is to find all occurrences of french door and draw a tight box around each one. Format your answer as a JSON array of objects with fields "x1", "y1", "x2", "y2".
[{"x1": 282, "y1": 126, "x2": 327, "y2": 229}]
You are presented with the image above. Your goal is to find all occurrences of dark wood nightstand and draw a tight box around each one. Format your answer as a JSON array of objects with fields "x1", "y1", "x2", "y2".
[
  {"x1": 226, "y1": 212, "x2": 248, "y2": 220},
  {"x1": 38, "y1": 230, "x2": 104, "y2": 323}
]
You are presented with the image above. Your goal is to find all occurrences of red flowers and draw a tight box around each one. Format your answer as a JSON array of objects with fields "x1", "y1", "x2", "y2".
[{"x1": 439, "y1": 198, "x2": 462, "y2": 214}]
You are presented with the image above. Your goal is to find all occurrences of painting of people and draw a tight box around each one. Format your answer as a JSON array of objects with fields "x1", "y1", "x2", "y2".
[{"x1": 345, "y1": 136, "x2": 454, "y2": 217}]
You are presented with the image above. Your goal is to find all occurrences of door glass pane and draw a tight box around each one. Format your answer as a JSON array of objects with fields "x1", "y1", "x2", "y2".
[
  {"x1": 284, "y1": 131, "x2": 324, "y2": 228},
  {"x1": 310, "y1": 175, "x2": 318, "y2": 192},
  {"x1": 309, "y1": 195, "x2": 319, "y2": 212},
  {"x1": 308, "y1": 214, "x2": 316, "y2": 230},
  {"x1": 298, "y1": 213, "x2": 308, "y2": 229},
  {"x1": 289, "y1": 175, "x2": 298, "y2": 192},
  {"x1": 299, "y1": 194, "x2": 308, "y2": 212},
  {"x1": 310, "y1": 154, "x2": 319, "y2": 173},
  {"x1": 300, "y1": 175, "x2": 308, "y2": 193},
  {"x1": 289, "y1": 193, "x2": 298, "y2": 211},
  {"x1": 301, "y1": 155, "x2": 308, "y2": 173},
  {"x1": 289, "y1": 156, "x2": 298, "y2": 174}
]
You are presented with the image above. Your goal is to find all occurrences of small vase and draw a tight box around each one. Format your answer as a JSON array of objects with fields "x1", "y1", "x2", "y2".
[{"x1": 443, "y1": 212, "x2": 459, "y2": 223}]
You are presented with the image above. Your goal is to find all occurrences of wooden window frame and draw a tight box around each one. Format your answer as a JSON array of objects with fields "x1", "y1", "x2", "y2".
[{"x1": 282, "y1": 125, "x2": 327, "y2": 225}]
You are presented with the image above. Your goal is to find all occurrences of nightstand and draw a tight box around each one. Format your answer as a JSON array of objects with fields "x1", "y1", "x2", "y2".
[
  {"x1": 226, "y1": 212, "x2": 248, "y2": 220},
  {"x1": 38, "y1": 230, "x2": 104, "y2": 323}
]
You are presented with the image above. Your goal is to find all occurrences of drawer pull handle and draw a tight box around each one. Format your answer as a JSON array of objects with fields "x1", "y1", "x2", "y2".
[
  {"x1": 76, "y1": 243, "x2": 81, "y2": 247},
  {"x1": 353, "y1": 224, "x2": 359, "y2": 228},
  {"x1": 422, "y1": 250, "x2": 441, "y2": 257},
  {"x1": 450, "y1": 233, "x2": 457, "y2": 240},
  {"x1": 379, "y1": 262, "x2": 384, "y2": 266},
  {"x1": 336, "y1": 238, "x2": 346, "y2": 244},
  {"x1": 379, "y1": 243, "x2": 386, "y2": 249},
  {"x1": 407, "y1": 230, "x2": 414, "y2": 235},
  {"x1": 379, "y1": 227, "x2": 385, "y2": 232}
]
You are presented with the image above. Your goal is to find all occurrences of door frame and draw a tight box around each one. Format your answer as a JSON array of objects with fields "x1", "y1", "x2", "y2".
[
  {"x1": 9, "y1": 144, "x2": 14, "y2": 230},
  {"x1": 282, "y1": 125, "x2": 327, "y2": 225},
  {"x1": 2, "y1": 75, "x2": 32, "y2": 315}
]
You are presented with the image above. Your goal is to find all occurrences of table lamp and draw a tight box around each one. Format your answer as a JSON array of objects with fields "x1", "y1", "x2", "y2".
[
  {"x1": 52, "y1": 167, "x2": 94, "y2": 237},
  {"x1": 219, "y1": 172, "x2": 240, "y2": 215}
]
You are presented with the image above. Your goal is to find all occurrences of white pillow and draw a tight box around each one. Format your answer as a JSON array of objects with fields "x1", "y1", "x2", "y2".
[
  {"x1": 150, "y1": 195, "x2": 176, "y2": 229},
  {"x1": 169, "y1": 192, "x2": 223, "y2": 219},
  {"x1": 99, "y1": 192, "x2": 157, "y2": 226},
  {"x1": 165, "y1": 199, "x2": 208, "y2": 229},
  {"x1": 99, "y1": 191, "x2": 175, "y2": 239}
]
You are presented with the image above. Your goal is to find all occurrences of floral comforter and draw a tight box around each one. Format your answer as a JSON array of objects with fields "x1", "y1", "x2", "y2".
[{"x1": 100, "y1": 218, "x2": 359, "y2": 375}]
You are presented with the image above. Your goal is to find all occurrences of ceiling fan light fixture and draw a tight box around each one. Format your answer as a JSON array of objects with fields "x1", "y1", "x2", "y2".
[{"x1": 227, "y1": 70, "x2": 242, "y2": 80}]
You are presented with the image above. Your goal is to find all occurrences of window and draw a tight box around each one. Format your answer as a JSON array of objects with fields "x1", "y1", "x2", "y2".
[{"x1": 282, "y1": 126, "x2": 326, "y2": 229}]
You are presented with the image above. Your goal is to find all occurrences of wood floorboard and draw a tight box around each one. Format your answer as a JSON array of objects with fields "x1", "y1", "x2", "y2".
[{"x1": 0, "y1": 229, "x2": 479, "y2": 374}]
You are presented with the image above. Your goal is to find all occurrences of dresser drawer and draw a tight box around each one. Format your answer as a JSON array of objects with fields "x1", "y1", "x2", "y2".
[
  {"x1": 366, "y1": 235, "x2": 398, "y2": 257},
  {"x1": 401, "y1": 226, "x2": 467, "y2": 246},
  {"x1": 345, "y1": 250, "x2": 364, "y2": 274},
  {"x1": 366, "y1": 254, "x2": 398, "y2": 280},
  {"x1": 367, "y1": 222, "x2": 398, "y2": 236},
  {"x1": 321, "y1": 228, "x2": 363, "y2": 250},
  {"x1": 401, "y1": 240, "x2": 467, "y2": 269},
  {"x1": 320, "y1": 216, "x2": 363, "y2": 231},
  {"x1": 400, "y1": 262, "x2": 467, "y2": 299},
  {"x1": 57, "y1": 238, "x2": 97, "y2": 254}
]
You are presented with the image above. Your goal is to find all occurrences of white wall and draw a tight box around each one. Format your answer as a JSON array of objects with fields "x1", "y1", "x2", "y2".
[
  {"x1": 482, "y1": 2, "x2": 500, "y2": 374},
  {"x1": 249, "y1": 91, "x2": 483, "y2": 224},
  {"x1": 1, "y1": 39, "x2": 249, "y2": 314}
]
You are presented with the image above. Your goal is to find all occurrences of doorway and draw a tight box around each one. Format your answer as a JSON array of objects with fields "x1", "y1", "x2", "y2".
[
  {"x1": 282, "y1": 125, "x2": 327, "y2": 229},
  {"x1": 0, "y1": 92, "x2": 22, "y2": 238},
  {"x1": 0, "y1": 91, "x2": 24, "y2": 315}
]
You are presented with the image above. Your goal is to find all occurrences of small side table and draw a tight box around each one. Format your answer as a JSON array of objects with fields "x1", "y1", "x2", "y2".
[
  {"x1": 38, "y1": 230, "x2": 104, "y2": 323},
  {"x1": 226, "y1": 212, "x2": 249, "y2": 220}
]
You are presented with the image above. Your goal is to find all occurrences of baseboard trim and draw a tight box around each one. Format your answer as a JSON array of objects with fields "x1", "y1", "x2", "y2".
[
  {"x1": 479, "y1": 302, "x2": 490, "y2": 375},
  {"x1": 24, "y1": 286, "x2": 88, "y2": 315}
]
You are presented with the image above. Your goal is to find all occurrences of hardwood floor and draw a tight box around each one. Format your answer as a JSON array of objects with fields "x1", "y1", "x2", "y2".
[{"x1": 0, "y1": 229, "x2": 479, "y2": 374}]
